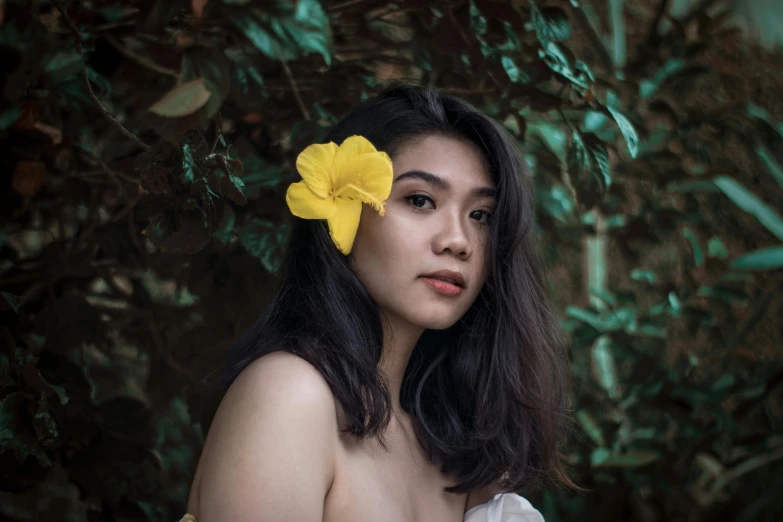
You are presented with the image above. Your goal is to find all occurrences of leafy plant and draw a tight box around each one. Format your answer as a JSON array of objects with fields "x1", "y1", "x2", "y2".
[{"x1": 1, "y1": 1, "x2": 781, "y2": 521}]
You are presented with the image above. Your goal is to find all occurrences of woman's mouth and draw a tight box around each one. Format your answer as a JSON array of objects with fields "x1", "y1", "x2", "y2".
[{"x1": 420, "y1": 277, "x2": 464, "y2": 296}]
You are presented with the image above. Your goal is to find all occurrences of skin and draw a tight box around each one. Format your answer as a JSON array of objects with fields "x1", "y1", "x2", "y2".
[
  {"x1": 348, "y1": 134, "x2": 496, "y2": 419},
  {"x1": 187, "y1": 134, "x2": 502, "y2": 521},
  {"x1": 345, "y1": 134, "x2": 502, "y2": 515}
]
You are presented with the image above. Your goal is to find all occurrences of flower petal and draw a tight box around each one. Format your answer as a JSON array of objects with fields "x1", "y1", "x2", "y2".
[
  {"x1": 338, "y1": 152, "x2": 394, "y2": 212},
  {"x1": 332, "y1": 136, "x2": 382, "y2": 187},
  {"x1": 331, "y1": 136, "x2": 393, "y2": 213},
  {"x1": 333, "y1": 135, "x2": 379, "y2": 165},
  {"x1": 295, "y1": 142, "x2": 338, "y2": 198},
  {"x1": 327, "y1": 197, "x2": 362, "y2": 255},
  {"x1": 286, "y1": 181, "x2": 337, "y2": 219}
]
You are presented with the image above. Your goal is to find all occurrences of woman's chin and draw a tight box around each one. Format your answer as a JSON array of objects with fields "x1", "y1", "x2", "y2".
[{"x1": 415, "y1": 314, "x2": 462, "y2": 331}]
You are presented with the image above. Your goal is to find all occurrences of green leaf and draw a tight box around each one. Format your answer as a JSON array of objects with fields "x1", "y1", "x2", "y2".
[
  {"x1": 682, "y1": 227, "x2": 704, "y2": 266},
  {"x1": 713, "y1": 175, "x2": 783, "y2": 242},
  {"x1": 502, "y1": 114, "x2": 521, "y2": 136},
  {"x1": 38, "y1": 373, "x2": 69, "y2": 405},
  {"x1": 283, "y1": 0, "x2": 334, "y2": 64},
  {"x1": 236, "y1": 64, "x2": 265, "y2": 91},
  {"x1": 591, "y1": 448, "x2": 661, "y2": 468},
  {"x1": 567, "y1": 132, "x2": 609, "y2": 210},
  {"x1": 0, "y1": 392, "x2": 52, "y2": 467},
  {"x1": 181, "y1": 48, "x2": 232, "y2": 119},
  {"x1": 182, "y1": 144, "x2": 206, "y2": 183},
  {"x1": 538, "y1": 41, "x2": 588, "y2": 89},
  {"x1": 668, "y1": 180, "x2": 721, "y2": 193},
  {"x1": 639, "y1": 322, "x2": 667, "y2": 338},
  {"x1": 44, "y1": 50, "x2": 83, "y2": 84},
  {"x1": 1, "y1": 292, "x2": 20, "y2": 313},
  {"x1": 239, "y1": 218, "x2": 285, "y2": 273},
  {"x1": 577, "y1": 409, "x2": 605, "y2": 446},
  {"x1": 567, "y1": 131, "x2": 591, "y2": 174},
  {"x1": 668, "y1": 291, "x2": 683, "y2": 314},
  {"x1": 501, "y1": 56, "x2": 528, "y2": 83},
  {"x1": 565, "y1": 306, "x2": 602, "y2": 329},
  {"x1": 213, "y1": 204, "x2": 236, "y2": 244},
  {"x1": 232, "y1": 1, "x2": 333, "y2": 66},
  {"x1": 697, "y1": 285, "x2": 750, "y2": 305},
  {"x1": 469, "y1": 0, "x2": 488, "y2": 36},
  {"x1": 584, "y1": 110, "x2": 609, "y2": 132},
  {"x1": 606, "y1": 106, "x2": 639, "y2": 158},
  {"x1": 672, "y1": 386, "x2": 728, "y2": 406},
  {"x1": 711, "y1": 374, "x2": 735, "y2": 391},
  {"x1": 591, "y1": 334, "x2": 621, "y2": 400},
  {"x1": 729, "y1": 246, "x2": 783, "y2": 271},
  {"x1": 631, "y1": 269, "x2": 656, "y2": 283},
  {"x1": 755, "y1": 144, "x2": 783, "y2": 189},
  {"x1": 583, "y1": 133, "x2": 612, "y2": 189},
  {"x1": 532, "y1": 4, "x2": 572, "y2": 42},
  {"x1": 639, "y1": 59, "x2": 684, "y2": 99},
  {"x1": 85, "y1": 66, "x2": 111, "y2": 97},
  {"x1": 499, "y1": 21, "x2": 522, "y2": 52},
  {"x1": 0, "y1": 106, "x2": 20, "y2": 130},
  {"x1": 527, "y1": 120, "x2": 568, "y2": 158},
  {"x1": 746, "y1": 103, "x2": 783, "y2": 140},
  {"x1": 695, "y1": 453, "x2": 725, "y2": 477},
  {"x1": 708, "y1": 237, "x2": 729, "y2": 259},
  {"x1": 148, "y1": 78, "x2": 213, "y2": 118},
  {"x1": 589, "y1": 288, "x2": 616, "y2": 308},
  {"x1": 232, "y1": 14, "x2": 295, "y2": 61},
  {"x1": 208, "y1": 155, "x2": 248, "y2": 206},
  {"x1": 536, "y1": 185, "x2": 575, "y2": 222},
  {"x1": 590, "y1": 447, "x2": 611, "y2": 467}
]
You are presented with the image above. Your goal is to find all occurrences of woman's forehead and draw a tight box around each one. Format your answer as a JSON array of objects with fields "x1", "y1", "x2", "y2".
[{"x1": 391, "y1": 135, "x2": 493, "y2": 188}]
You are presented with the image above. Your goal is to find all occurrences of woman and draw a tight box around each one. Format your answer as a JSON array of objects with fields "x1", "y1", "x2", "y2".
[{"x1": 180, "y1": 82, "x2": 579, "y2": 521}]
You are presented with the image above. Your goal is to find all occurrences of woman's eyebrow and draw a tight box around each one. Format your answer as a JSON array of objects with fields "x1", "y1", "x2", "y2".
[{"x1": 393, "y1": 170, "x2": 496, "y2": 199}]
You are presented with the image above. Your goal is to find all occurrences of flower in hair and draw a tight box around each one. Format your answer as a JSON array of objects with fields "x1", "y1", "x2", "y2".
[{"x1": 285, "y1": 135, "x2": 393, "y2": 255}]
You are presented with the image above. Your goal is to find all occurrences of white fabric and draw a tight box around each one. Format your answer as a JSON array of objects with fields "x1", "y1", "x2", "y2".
[
  {"x1": 462, "y1": 493, "x2": 545, "y2": 522},
  {"x1": 177, "y1": 492, "x2": 543, "y2": 522}
]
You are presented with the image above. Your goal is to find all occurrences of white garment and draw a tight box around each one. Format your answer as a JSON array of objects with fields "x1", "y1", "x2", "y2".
[
  {"x1": 177, "y1": 492, "x2": 544, "y2": 522},
  {"x1": 462, "y1": 493, "x2": 545, "y2": 522}
]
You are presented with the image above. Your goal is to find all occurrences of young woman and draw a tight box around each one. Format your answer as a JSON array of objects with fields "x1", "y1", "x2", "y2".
[{"x1": 180, "y1": 82, "x2": 579, "y2": 522}]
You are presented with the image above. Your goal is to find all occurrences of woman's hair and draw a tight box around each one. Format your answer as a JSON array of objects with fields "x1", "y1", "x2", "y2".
[{"x1": 220, "y1": 81, "x2": 580, "y2": 495}]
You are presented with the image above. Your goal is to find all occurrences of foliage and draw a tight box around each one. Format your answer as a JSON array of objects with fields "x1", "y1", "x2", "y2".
[{"x1": 1, "y1": 0, "x2": 781, "y2": 521}]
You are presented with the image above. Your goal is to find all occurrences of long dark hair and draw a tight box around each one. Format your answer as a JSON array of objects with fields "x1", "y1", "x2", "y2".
[{"x1": 221, "y1": 81, "x2": 580, "y2": 495}]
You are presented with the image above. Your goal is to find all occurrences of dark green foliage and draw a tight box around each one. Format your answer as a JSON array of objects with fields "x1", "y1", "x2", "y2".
[{"x1": 1, "y1": 0, "x2": 782, "y2": 521}]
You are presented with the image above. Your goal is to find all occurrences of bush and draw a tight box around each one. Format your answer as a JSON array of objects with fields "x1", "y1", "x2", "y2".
[{"x1": 1, "y1": 1, "x2": 781, "y2": 520}]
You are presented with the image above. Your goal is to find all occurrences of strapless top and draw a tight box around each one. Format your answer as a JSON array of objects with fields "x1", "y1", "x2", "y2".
[{"x1": 177, "y1": 492, "x2": 544, "y2": 522}]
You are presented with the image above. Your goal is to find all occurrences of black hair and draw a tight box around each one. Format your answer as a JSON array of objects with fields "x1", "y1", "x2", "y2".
[{"x1": 220, "y1": 81, "x2": 580, "y2": 495}]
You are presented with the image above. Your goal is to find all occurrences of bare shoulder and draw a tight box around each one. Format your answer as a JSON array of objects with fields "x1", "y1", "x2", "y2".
[
  {"x1": 240, "y1": 351, "x2": 337, "y2": 400},
  {"x1": 215, "y1": 351, "x2": 339, "y2": 438},
  {"x1": 188, "y1": 351, "x2": 339, "y2": 521}
]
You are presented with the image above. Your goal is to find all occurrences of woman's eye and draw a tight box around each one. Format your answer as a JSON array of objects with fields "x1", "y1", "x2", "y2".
[
  {"x1": 473, "y1": 210, "x2": 493, "y2": 225},
  {"x1": 404, "y1": 194, "x2": 434, "y2": 209},
  {"x1": 405, "y1": 194, "x2": 493, "y2": 224}
]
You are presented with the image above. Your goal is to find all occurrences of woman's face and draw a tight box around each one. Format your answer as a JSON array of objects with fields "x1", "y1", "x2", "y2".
[{"x1": 348, "y1": 134, "x2": 496, "y2": 331}]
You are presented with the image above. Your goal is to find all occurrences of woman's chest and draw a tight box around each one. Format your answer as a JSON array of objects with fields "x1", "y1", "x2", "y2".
[{"x1": 324, "y1": 430, "x2": 467, "y2": 522}]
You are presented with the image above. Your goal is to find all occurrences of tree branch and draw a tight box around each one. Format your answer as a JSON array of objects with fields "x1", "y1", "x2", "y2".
[
  {"x1": 679, "y1": 0, "x2": 718, "y2": 26},
  {"x1": 723, "y1": 273, "x2": 783, "y2": 354},
  {"x1": 49, "y1": 0, "x2": 152, "y2": 152},
  {"x1": 103, "y1": 32, "x2": 180, "y2": 79},
  {"x1": 281, "y1": 60, "x2": 311, "y2": 121},
  {"x1": 569, "y1": 4, "x2": 614, "y2": 72},
  {"x1": 645, "y1": 0, "x2": 671, "y2": 44}
]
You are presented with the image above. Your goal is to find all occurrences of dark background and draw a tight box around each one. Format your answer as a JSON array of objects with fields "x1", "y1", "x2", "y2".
[{"x1": 1, "y1": 0, "x2": 782, "y2": 520}]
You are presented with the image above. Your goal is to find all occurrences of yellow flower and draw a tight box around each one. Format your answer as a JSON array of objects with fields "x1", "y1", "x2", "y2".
[{"x1": 285, "y1": 135, "x2": 393, "y2": 255}]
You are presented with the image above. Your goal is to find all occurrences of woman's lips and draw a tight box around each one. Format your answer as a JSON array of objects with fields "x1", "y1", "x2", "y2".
[{"x1": 420, "y1": 277, "x2": 464, "y2": 296}]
